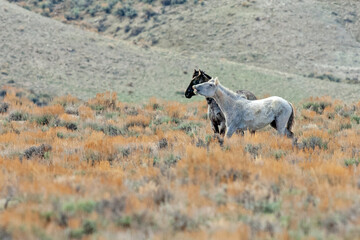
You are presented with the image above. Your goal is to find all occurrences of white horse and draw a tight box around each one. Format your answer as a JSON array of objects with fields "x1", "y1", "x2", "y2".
[{"x1": 193, "y1": 78, "x2": 295, "y2": 138}]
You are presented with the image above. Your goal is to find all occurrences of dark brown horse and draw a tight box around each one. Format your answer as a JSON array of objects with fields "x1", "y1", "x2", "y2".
[{"x1": 185, "y1": 69, "x2": 257, "y2": 135}]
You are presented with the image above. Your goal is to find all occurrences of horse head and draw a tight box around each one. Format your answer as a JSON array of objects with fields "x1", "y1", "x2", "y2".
[
  {"x1": 184, "y1": 69, "x2": 212, "y2": 98},
  {"x1": 193, "y1": 77, "x2": 219, "y2": 98}
]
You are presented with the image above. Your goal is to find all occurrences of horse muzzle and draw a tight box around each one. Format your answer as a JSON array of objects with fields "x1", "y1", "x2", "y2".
[
  {"x1": 192, "y1": 86, "x2": 198, "y2": 95},
  {"x1": 185, "y1": 91, "x2": 194, "y2": 98}
]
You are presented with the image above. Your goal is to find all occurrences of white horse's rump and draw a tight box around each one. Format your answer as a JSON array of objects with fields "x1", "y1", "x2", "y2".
[{"x1": 193, "y1": 78, "x2": 294, "y2": 138}]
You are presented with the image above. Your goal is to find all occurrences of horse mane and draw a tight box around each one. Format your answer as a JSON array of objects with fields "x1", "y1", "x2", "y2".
[
  {"x1": 216, "y1": 80, "x2": 241, "y2": 100},
  {"x1": 193, "y1": 69, "x2": 212, "y2": 81},
  {"x1": 202, "y1": 71, "x2": 212, "y2": 80}
]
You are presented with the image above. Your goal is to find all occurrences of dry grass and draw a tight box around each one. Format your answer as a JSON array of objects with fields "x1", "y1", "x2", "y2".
[{"x1": 1, "y1": 88, "x2": 360, "y2": 240}]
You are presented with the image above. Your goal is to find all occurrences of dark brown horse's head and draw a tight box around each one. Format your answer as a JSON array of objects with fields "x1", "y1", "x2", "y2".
[{"x1": 184, "y1": 69, "x2": 212, "y2": 98}]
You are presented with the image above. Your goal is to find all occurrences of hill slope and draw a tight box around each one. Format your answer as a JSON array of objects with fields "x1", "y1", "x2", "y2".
[
  {"x1": 6, "y1": 0, "x2": 360, "y2": 81},
  {"x1": 1, "y1": 0, "x2": 360, "y2": 103}
]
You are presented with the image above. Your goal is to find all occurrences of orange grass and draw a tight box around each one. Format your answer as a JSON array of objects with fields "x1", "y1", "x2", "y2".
[{"x1": 0, "y1": 89, "x2": 360, "y2": 239}]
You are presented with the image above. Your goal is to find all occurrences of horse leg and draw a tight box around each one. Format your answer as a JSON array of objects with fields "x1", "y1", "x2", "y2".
[
  {"x1": 219, "y1": 121, "x2": 226, "y2": 136},
  {"x1": 225, "y1": 126, "x2": 237, "y2": 138},
  {"x1": 285, "y1": 128, "x2": 293, "y2": 138},
  {"x1": 276, "y1": 112, "x2": 293, "y2": 138},
  {"x1": 210, "y1": 119, "x2": 220, "y2": 134},
  {"x1": 236, "y1": 129, "x2": 245, "y2": 136},
  {"x1": 250, "y1": 130, "x2": 256, "y2": 135}
]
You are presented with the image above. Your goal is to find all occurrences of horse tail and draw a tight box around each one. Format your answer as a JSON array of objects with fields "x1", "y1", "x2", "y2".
[{"x1": 287, "y1": 102, "x2": 295, "y2": 132}]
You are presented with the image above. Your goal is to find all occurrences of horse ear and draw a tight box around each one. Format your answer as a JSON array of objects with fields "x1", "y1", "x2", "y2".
[
  {"x1": 198, "y1": 69, "x2": 202, "y2": 76},
  {"x1": 214, "y1": 77, "x2": 219, "y2": 85}
]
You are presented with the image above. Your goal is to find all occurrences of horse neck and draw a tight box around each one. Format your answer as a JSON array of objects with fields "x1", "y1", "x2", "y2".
[{"x1": 213, "y1": 84, "x2": 241, "y2": 113}]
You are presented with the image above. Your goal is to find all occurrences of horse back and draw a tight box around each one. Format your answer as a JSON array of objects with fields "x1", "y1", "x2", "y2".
[{"x1": 236, "y1": 90, "x2": 257, "y2": 100}]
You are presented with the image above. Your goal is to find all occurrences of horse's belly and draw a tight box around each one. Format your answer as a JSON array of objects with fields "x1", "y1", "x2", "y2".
[
  {"x1": 245, "y1": 121, "x2": 268, "y2": 130},
  {"x1": 244, "y1": 116, "x2": 273, "y2": 130}
]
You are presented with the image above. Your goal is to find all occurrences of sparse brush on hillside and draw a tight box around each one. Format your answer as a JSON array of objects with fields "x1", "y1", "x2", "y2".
[
  {"x1": 1, "y1": 87, "x2": 360, "y2": 239},
  {"x1": 6, "y1": 0, "x2": 192, "y2": 49}
]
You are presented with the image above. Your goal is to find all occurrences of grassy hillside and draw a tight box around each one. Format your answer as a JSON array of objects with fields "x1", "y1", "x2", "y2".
[
  {"x1": 6, "y1": 0, "x2": 360, "y2": 82},
  {"x1": 1, "y1": 87, "x2": 360, "y2": 239},
  {"x1": 1, "y1": 0, "x2": 360, "y2": 103}
]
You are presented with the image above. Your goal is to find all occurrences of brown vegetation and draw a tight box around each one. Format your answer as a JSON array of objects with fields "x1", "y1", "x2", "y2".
[{"x1": 1, "y1": 88, "x2": 360, "y2": 239}]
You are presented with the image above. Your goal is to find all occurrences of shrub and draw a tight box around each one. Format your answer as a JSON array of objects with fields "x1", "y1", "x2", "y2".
[
  {"x1": 24, "y1": 144, "x2": 52, "y2": 159},
  {"x1": 174, "y1": 122, "x2": 202, "y2": 135},
  {"x1": 303, "y1": 101, "x2": 331, "y2": 114},
  {"x1": 316, "y1": 73, "x2": 341, "y2": 83},
  {"x1": 86, "y1": 122, "x2": 124, "y2": 136},
  {"x1": 0, "y1": 102, "x2": 9, "y2": 113},
  {"x1": 0, "y1": 90, "x2": 7, "y2": 97},
  {"x1": 141, "y1": 0, "x2": 156, "y2": 3},
  {"x1": 57, "y1": 132, "x2": 65, "y2": 139},
  {"x1": 158, "y1": 138, "x2": 168, "y2": 149},
  {"x1": 257, "y1": 201, "x2": 281, "y2": 214},
  {"x1": 88, "y1": 4, "x2": 101, "y2": 16},
  {"x1": 164, "y1": 154, "x2": 181, "y2": 166},
  {"x1": 153, "y1": 188, "x2": 173, "y2": 205},
  {"x1": 344, "y1": 158, "x2": 360, "y2": 167},
  {"x1": 273, "y1": 150, "x2": 286, "y2": 160},
  {"x1": 65, "y1": 7, "x2": 80, "y2": 20},
  {"x1": 143, "y1": 8, "x2": 157, "y2": 20},
  {"x1": 339, "y1": 123, "x2": 352, "y2": 130},
  {"x1": 172, "y1": 211, "x2": 193, "y2": 231},
  {"x1": 69, "y1": 228, "x2": 83, "y2": 239},
  {"x1": 351, "y1": 115, "x2": 360, "y2": 124},
  {"x1": 245, "y1": 144, "x2": 261, "y2": 158},
  {"x1": 116, "y1": 216, "x2": 132, "y2": 228},
  {"x1": 161, "y1": 0, "x2": 187, "y2": 6},
  {"x1": 103, "y1": 0, "x2": 118, "y2": 13},
  {"x1": 301, "y1": 136, "x2": 328, "y2": 150},
  {"x1": 34, "y1": 114, "x2": 54, "y2": 126},
  {"x1": 8, "y1": 111, "x2": 28, "y2": 121},
  {"x1": 63, "y1": 122, "x2": 78, "y2": 131},
  {"x1": 29, "y1": 93, "x2": 52, "y2": 106},
  {"x1": 115, "y1": 6, "x2": 138, "y2": 19}
]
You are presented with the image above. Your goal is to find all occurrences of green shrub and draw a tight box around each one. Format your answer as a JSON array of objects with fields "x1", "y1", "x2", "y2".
[
  {"x1": 301, "y1": 136, "x2": 328, "y2": 150},
  {"x1": 116, "y1": 216, "x2": 132, "y2": 228},
  {"x1": 161, "y1": 0, "x2": 187, "y2": 6},
  {"x1": 88, "y1": 4, "x2": 101, "y2": 16},
  {"x1": 339, "y1": 123, "x2": 352, "y2": 130},
  {"x1": 174, "y1": 122, "x2": 202, "y2": 135},
  {"x1": 351, "y1": 115, "x2": 360, "y2": 124},
  {"x1": 34, "y1": 114, "x2": 54, "y2": 126},
  {"x1": 141, "y1": 0, "x2": 156, "y2": 3},
  {"x1": 59, "y1": 121, "x2": 78, "y2": 131},
  {"x1": 258, "y1": 201, "x2": 281, "y2": 214},
  {"x1": 115, "y1": 6, "x2": 138, "y2": 19},
  {"x1": 0, "y1": 102, "x2": 9, "y2": 113},
  {"x1": 245, "y1": 144, "x2": 261, "y2": 158},
  {"x1": 69, "y1": 228, "x2": 83, "y2": 239},
  {"x1": 316, "y1": 73, "x2": 341, "y2": 83},
  {"x1": 63, "y1": 200, "x2": 96, "y2": 214},
  {"x1": 103, "y1": 0, "x2": 118, "y2": 13},
  {"x1": 86, "y1": 123, "x2": 125, "y2": 136},
  {"x1": 9, "y1": 111, "x2": 28, "y2": 121},
  {"x1": 344, "y1": 158, "x2": 360, "y2": 167},
  {"x1": 273, "y1": 150, "x2": 286, "y2": 160},
  {"x1": 65, "y1": 7, "x2": 80, "y2": 20},
  {"x1": 303, "y1": 102, "x2": 331, "y2": 114},
  {"x1": 164, "y1": 154, "x2": 181, "y2": 166},
  {"x1": 57, "y1": 132, "x2": 65, "y2": 139}
]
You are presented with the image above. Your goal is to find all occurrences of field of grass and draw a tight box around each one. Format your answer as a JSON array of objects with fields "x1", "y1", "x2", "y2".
[{"x1": 1, "y1": 86, "x2": 360, "y2": 239}]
